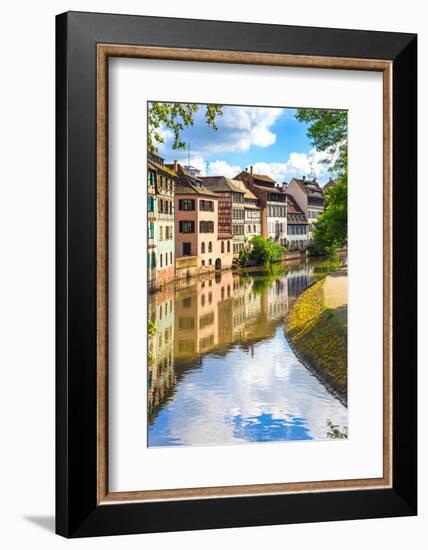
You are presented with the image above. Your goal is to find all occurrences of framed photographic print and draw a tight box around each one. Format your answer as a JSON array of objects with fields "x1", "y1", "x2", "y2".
[{"x1": 56, "y1": 11, "x2": 417, "y2": 538}]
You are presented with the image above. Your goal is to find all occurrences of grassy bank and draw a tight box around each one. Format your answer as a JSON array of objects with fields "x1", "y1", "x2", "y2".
[{"x1": 285, "y1": 277, "x2": 347, "y2": 405}]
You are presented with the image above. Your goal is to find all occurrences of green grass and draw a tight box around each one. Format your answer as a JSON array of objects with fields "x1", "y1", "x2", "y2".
[{"x1": 285, "y1": 279, "x2": 347, "y2": 403}]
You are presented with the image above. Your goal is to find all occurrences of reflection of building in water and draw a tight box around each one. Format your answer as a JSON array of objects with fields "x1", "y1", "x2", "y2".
[
  {"x1": 148, "y1": 285, "x2": 175, "y2": 418},
  {"x1": 266, "y1": 277, "x2": 289, "y2": 320},
  {"x1": 148, "y1": 264, "x2": 313, "y2": 422},
  {"x1": 287, "y1": 266, "x2": 312, "y2": 301}
]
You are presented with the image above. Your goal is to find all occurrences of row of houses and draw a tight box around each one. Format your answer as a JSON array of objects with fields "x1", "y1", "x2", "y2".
[{"x1": 147, "y1": 152, "x2": 334, "y2": 291}]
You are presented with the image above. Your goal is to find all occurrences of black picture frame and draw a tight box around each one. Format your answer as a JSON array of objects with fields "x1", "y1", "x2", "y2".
[{"x1": 56, "y1": 10, "x2": 417, "y2": 538}]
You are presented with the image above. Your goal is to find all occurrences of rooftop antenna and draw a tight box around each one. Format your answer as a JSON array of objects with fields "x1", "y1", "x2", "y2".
[
  {"x1": 308, "y1": 158, "x2": 316, "y2": 180},
  {"x1": 205, "y1": 160, "x2": 210, "y2": 176}
]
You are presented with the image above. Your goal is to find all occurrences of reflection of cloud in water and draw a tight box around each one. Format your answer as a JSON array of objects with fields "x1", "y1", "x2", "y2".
[{"x1": 148, "y1": 326, "x2": 348, "y2": 447}]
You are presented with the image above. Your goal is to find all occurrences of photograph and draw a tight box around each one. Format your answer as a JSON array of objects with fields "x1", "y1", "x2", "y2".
[{"x1": 146, "y1": 101, "x2": 348, "y2": 447}]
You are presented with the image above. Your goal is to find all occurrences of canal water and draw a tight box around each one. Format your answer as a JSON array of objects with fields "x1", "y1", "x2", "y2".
[{"x1": 148, "y1": 256, "x2": 348, "y2": 447}]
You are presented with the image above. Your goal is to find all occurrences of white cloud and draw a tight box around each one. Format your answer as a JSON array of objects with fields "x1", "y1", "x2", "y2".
[
  {"x1": 219, "y1": 107, "x2": 283, "y2": 151},
  {"x1": 252, "y1": 149, "x2": 332, "y2": 183},
  {"x1": 185, "y1": 148, "x2": 332, "y2": 184},
  {"x1": 207, "y1": 160, "x2": 242, "y2": 178},
  {"x1": 172, "y1": 156, "x2": 207, "y2": 176},
  {"x1": 158, "y1": 106, "x2": 284, "y2": 157}
]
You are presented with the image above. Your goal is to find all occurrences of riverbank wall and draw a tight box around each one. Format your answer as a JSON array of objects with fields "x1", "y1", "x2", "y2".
[{"x1": 284, "y1": 271, "x2": 348, "y2": 405}]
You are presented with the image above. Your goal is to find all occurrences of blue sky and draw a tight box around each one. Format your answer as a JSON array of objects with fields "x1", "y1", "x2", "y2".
[{"x1": 152, "y1": 104, "x2": 337, "y2": 184}]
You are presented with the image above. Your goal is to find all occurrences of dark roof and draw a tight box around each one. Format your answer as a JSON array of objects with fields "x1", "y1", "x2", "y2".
[
  {"x1": 201, "y1": 176, "x2": 245, "y2": 194},
  {"x1": 286, "y1": 193, "x2": 307, "y2": 224},
  {"x1": 252, "y1": 173, "x2": 276, "y2": 184},
  {"x1": 165, "y1": 163, "x2": 218, "y2": 197},
  {"x1": 148, "y1": 157, "x2": 177, "y2": 177},
  {"x1": 174, "y1": 182, "x2": 218, "y2": 197},
  {"x1": 290, "y1": 177, "x2": 324, "y2": 198}
]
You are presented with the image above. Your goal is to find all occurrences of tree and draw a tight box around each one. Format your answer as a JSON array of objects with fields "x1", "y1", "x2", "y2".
[
  {"x1": 295, "y1": 109, "x2": 347, "y2": 175},
  {"x1": 295, "y1": 109, "x2": 348, "y2": 254},
  {"x1": 148, "y1": 102, "x2": 223, "y2": 153},
  {"x1": 249, "y1": 236, "x2": 286, "y2": 266},
  {"x1": 312, "y1": 178, "x2": 347, "y2": 253}
]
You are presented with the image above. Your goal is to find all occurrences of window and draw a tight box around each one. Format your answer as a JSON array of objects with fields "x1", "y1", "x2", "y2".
[
  {"x1": 178, "y1": 340, "x2": 195, "y2": 353},
  {"x1": 183, "y1": 242, "x2": 191, "y2": 256},
  {"x1": 179, "y1": 199, "x2": 195, "y2": 211},
  {"x1": 200, "y1": 313, "x2": 214, "y2": 329},
  {"x1": 221, "y1": 241, "x2": 224, "y2": 253},
  {"x1": 159, "y1": 226, "x2": 163, "y2": 240},
  {"x1": 199, "y1": 221, "x2": 214, "y2": 233},
  {"x1": 170, "y1": 252, "x2": 173, "y2": 264},
  {"x1": 227, "y1": 241, "x2": 230, "y2": 253},
  {"x1": 253, "y1": 225, "x2": 256, "y2": 233},
  {"x1": 159, "y1": 254, "x2": 163, "y2": 268},
  {"x1": 201, "y1": 242, "x2": 205, "y2": 254},
  {"x1": 182, "y1": 297, "x2": 192, "y2": 308},
  {"x1": 247, "y1": 225, "x2": 251, "y2": 233},
  {"x1": 151, "y1": 252, "x2": 156, "y2": 267},
  {"x1": 148, "y1": 196, "x2": 155, "y2": 212},
  {"x1": 200, "y1": 200, "x2": 214, "y2": 211},
  {"x1": 209, "y1": 259, "x2": 212, "y2": 266},
  {"x1": 201, "y1": 260, "x2": 205, "y2": 267},
  {"x1": 179, "y1": 220, "x2": 195, "y2": 233},
  {"x1": 150, "y1": 222, "x2": 155, "y2": 239},
  {"x1": 178, "y1": 317, "x2": 195, "y2": 330},
  {"x1": 208, "y1": 242, "x2": 212, "y2": 253}
]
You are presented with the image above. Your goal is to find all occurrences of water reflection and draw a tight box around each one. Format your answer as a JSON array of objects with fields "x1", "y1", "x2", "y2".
[{"x1": 148, "y1": 257, "x2": 347, "y2": 447}]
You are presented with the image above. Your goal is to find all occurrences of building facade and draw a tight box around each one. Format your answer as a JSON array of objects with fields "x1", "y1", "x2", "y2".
[
  {"x1": 285, "y1": 193, "x2": 309, "y2": 250},
  {"x1": 148, "y1": 153, "x2": 176, "y2": 290},
  {"x1": 287, "y1": 177, "x2": 325, "y2": 241},
  {"x1": 235, "y1": 167, "x2": 287, "y2": 245},
  {"x1": 171, "y1": 164, "x2": 233, "y2": 277},
  {"x1": 147, "y1": 160, "x2": 157, "y2": 291},
  {"x1": 230, "y1": 179, "x2": 262, "y2": 242},
  {"x1": 201, "y1": 176, "x2": 246, "y2": 258}
]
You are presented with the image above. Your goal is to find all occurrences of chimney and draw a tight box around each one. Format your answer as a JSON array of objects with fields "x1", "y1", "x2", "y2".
[
  {"x1": 250, "y1": 165, "x2": 253, "y2": 175},
  {"x1": 173, "y1": 160, "x2": 178, "y2": 173}
]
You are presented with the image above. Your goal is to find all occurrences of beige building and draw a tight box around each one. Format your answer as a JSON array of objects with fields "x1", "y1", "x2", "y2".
[{"x1": 287, "y1": 177, "x2": 325, "y2": 240}]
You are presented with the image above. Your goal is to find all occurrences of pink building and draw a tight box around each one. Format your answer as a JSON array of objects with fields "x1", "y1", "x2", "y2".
[{"x1": 168, "y1": 163, "x2": 233, "y2": 278}]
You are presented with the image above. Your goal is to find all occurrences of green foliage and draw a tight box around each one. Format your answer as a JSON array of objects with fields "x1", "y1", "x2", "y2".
[
  {"x1": 148, "y1": 320, "x2": 157, "y2": 336},
  {"x1": 249, "y1": 236, "x2": 286, "y2": 266},
  {"x1": 295, "y1": 108, "x2": 348, "y2": 254},
  {"x1": 326, "y1": 420, "x2": 348, "y2": 439},
  {"x1": 295, "y1": 109, "x2": 348, "y2": 175},
  {"x1": 285, "y1": 279, "x2": 348, "y2": 403},
  {"x1": 312, "y1": 177, "x2": 348, "y2": 254},
  {"x1": 239, "y1": 246, "x2": 249, "y2": 267},
  {"x1": 148, "y1": 102, "x2": 223, "y2": 153}
]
